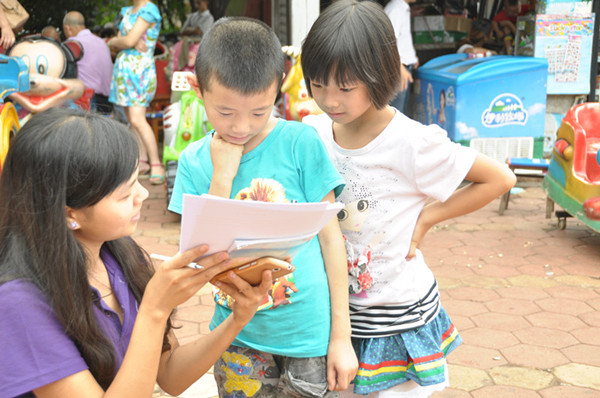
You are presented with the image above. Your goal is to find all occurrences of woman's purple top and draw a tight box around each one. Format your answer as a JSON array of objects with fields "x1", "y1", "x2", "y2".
[{"x1": 0, "y1": 247, "x2": 139, "y2": 397}]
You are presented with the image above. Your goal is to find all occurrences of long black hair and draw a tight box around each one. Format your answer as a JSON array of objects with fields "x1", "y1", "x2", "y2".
[{"x1": 0, "y1": 108, "x2": 171, "y2": 389}]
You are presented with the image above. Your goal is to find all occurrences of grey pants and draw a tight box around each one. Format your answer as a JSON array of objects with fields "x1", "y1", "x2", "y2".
[{"x1": 214, "y1": 345, "x2": 340, "y2": 398}]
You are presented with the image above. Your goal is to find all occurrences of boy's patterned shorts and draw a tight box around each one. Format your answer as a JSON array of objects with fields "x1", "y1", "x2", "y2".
[{"x1": 213, "y1": 345, "x2": 340, "y2": 398}]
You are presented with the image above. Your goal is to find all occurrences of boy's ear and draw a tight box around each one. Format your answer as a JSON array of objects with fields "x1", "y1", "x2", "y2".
[{"x1": 187, "y1": 74, "x2": 203, "y2": 99}]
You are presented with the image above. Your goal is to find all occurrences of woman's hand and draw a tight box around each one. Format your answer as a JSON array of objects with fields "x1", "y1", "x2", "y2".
[
  {"x1": 213, "y1": 269, "x2": 273, "y2": 327},
  {"x1": 142, "y1": 245, "x2": 236, "y2": 320},
  {"x1": 134, "y1": 37, "x2": 148, "y2": 53}
]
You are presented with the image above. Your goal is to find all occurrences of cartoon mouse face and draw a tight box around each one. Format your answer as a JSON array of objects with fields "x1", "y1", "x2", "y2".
[
  {"x1": 8, "y1": 36, "x2": 82, "y2": 90},
  {"x1": 7, "y1": 35, "x2": 84, "y2": 113},
  {"x1": 11, "y1": 40, "x2": 66, "y2": 80}
]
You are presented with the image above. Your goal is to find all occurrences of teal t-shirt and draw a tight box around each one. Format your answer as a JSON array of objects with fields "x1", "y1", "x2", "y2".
[{"x1": 169, "y1": 118, "x2": 345, "y2": 357}]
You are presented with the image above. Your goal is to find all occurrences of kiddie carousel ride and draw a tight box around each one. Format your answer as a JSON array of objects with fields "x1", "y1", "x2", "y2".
[
  {"x1": 0, "y1": 35, "x2": 87, "y2": 173},
  {"x1": 6, "y1": 35, "x2": 86, "y2": 115},
  {"x1": 0, "y1": 53, "x2": 28, "y2": 173},
  {"x1": 543, "y1": 102, "x2": 600, "y2": 231}
]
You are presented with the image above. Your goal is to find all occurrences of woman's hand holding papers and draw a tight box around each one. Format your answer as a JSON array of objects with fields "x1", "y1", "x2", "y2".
[{"x1": 148, "y1": 246, "x2": 271, "y2": 324}]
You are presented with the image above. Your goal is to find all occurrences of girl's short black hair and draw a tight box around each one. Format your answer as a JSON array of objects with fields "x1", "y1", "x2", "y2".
[
  {"x1": 195, "y1": 17, "x2": 284, "y2": 94},
  {"x1": 301, "y1": 0, "x2": 401, "y2": 109}
]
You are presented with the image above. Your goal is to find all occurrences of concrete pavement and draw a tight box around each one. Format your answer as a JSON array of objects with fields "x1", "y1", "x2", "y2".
[{"x1": 136, "y1": 178, "x2": 600, "y2": 398}]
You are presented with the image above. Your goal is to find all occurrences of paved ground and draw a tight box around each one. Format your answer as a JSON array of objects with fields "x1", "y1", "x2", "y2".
[{"x1": 136, "y1": 177, "x2": 600, "y2": 398}]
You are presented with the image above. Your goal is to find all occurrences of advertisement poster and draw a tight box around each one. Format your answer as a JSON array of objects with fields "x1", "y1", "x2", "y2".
[{"x1": 534, "y1": 14, "x2": 594, "y2": 94}]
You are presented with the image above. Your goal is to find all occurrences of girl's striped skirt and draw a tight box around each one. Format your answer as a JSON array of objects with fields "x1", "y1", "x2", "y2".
[{"x1": 350, "y1": 306, "x2": 462, "y2": 395}]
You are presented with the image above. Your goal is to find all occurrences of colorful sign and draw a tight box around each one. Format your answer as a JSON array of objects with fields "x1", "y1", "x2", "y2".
[{"x1": 482, "y1": 94, "x2": 528, "y2": 128}]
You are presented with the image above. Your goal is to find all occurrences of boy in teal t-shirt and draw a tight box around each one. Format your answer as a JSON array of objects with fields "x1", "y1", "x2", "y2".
[{"x1": 168, "y1": 17, "x2": 357, "y2": 397}]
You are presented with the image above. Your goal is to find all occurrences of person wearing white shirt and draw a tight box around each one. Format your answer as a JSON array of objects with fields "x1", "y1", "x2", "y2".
[
  {"x1": 384, "y1": 0, "x2": 419, "y2": 115},
  {"x1": 181, "y1": 0, "x2": 214, "y2": 37}
]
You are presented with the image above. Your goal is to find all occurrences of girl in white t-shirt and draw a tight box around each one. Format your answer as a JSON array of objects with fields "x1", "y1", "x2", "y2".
[{"x1": 301, "y1": 1, "x2": 516, "y2": 397}]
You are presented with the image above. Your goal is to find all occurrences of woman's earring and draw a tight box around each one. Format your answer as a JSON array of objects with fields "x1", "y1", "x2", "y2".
[{"x1": 69, "y1": 221, "x2": 79, "y2": 229}]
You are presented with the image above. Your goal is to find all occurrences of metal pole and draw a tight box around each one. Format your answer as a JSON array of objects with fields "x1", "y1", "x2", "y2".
[{"x1": 588, "y1": 0, "x2": 599, "y2": 102}]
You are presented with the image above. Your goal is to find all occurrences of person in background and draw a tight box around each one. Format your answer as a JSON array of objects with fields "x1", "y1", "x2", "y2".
[
  {"x1": 181, "y1": 0, "x2": 214, "y2": 37},
  {"x1": 170, "y1": 38, "x2": 200, "y2": 73},
  {"x1": 0, "y1": 108, "x2": 272, "y2": 397},
  {"x1": 384, "y1": 0, "x2": 418, "y2": 116},
  {"x1": 455, "y1": 18, "x2": 501, "y2": 56},
  {"x1": 301, "y1": 1, "x2": 516, "y2": 396},
  {"x1": 0, "y1": 6, "x2": 15, "y2": 52},
  {"x1": 63, "y1": 11, "x2": 114, "y2": 114},
  {"x1": 108, "y1": 0, "x2": 164, "y2": 183},
  {"x1": 491, "y1": 0, "x2": 530, "y2": 54},
  {"x1": 41, "y1": 25, "x2": 61, "y2": 42},
  {"x1": 100, "y1": 22, "x2": 119, "y2": 58}
]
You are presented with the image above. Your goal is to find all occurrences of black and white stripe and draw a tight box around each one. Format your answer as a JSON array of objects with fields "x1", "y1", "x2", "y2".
[{"x1": 349, "y1": 281, "x2": 440, "y2": 338}]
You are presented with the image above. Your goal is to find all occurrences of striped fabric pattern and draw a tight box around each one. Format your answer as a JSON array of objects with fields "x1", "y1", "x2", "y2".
[{"x1": 349, "y1": 281, "x2": 440, "y2": 338}]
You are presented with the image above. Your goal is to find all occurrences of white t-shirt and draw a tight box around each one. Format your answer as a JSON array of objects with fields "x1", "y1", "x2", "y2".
[
  {"x1": 304, "y1": 112, "x2": 476, "y2": 337},
  {"x1": 385, "y1": 0, "x2": 418, "y2": 67},
  {"x1": 182, "y1": 9, "x2": 214, "y2": 34}
]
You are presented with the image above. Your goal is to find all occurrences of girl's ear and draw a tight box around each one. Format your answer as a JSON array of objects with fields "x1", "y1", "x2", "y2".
[
  {"x1": 65, "y1": 206, "x2": 81, "y2": 230},
  {"x1": 187, "y1": 74, "x2": 203, "y2": 99}
]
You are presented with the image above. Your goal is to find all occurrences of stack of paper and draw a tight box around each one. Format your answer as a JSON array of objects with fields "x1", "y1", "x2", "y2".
[{"x1": 180, "y1": 194, "x2": 344, "y2": 260}]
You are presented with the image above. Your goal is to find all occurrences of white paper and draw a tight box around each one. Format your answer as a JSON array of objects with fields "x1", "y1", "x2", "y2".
[
  {"x1": 179, "y1": 194, "x2": 344, "y2": 258},
  {"x1": 227, "y1": 231, "x2": 316, "y2": 260}
]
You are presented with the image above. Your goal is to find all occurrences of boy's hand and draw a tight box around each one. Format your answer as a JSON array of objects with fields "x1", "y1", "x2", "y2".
[
  {"x1": 210, "y1": 132, "x2": 244, "y2": 183},
  {"x1": 327, "y1": 336, "x2": 358, "y2": 391}
]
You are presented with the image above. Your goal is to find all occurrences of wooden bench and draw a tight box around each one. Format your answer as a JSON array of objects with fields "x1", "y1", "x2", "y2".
[{"x1": 498, "y1": 157, "x2": 551, "y2": 216}]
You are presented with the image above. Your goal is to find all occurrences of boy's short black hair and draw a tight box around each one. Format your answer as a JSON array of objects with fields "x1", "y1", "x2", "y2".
[
  {"x1": 301, "y1": 0, "x2": 401, "y2": 110},
  {"x1": 195, "y1": 17, "x2": 284, "y2": 94}
]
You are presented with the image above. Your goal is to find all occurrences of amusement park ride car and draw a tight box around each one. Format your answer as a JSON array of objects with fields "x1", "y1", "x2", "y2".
[{"x1": 543, "y1": 102, "x2": 600, "y2": 232}]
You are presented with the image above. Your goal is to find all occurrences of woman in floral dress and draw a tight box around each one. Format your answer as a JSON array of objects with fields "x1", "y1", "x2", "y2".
[{"x1": 108, "y1": 0, "x2": 164, "y2": 184}]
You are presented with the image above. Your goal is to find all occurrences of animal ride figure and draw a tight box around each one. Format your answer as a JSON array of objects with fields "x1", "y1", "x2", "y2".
[
  {"x1": 280, "y1": 46, "x2": 322, "y2": 121},
  {"x1": 0, "y1": 54, "x2": 28, "y2": 170},
  {"x1": 7, "y1": 35, "x2": 85, "y2": 115}
]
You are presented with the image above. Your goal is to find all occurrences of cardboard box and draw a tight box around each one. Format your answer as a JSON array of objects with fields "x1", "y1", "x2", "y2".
[{"x1": 444, "y1": 15, "x2": 471, "y2": 33}]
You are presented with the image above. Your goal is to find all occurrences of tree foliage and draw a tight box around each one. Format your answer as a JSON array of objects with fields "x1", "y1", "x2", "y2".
[{"x1": 17, "y1": 0, "x2": 192, "y2": 38}]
